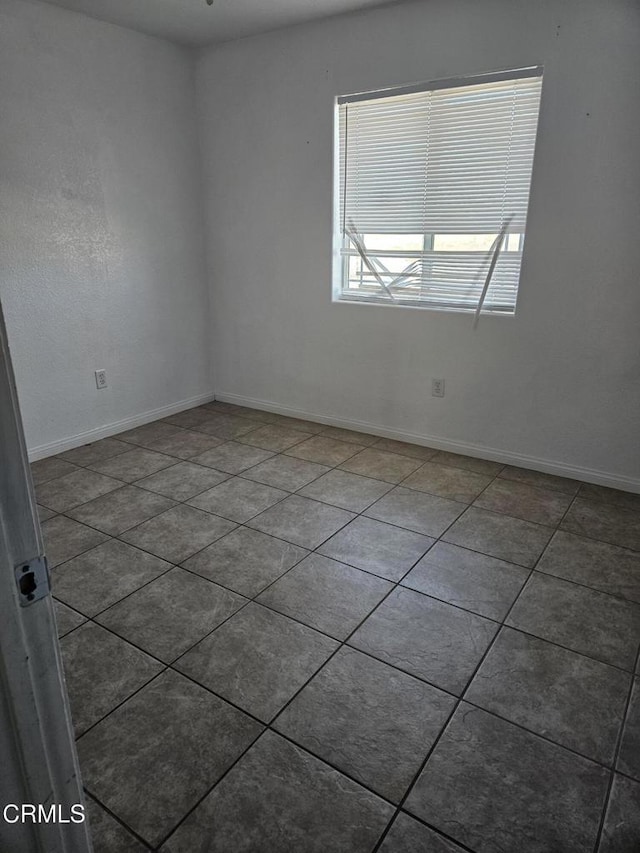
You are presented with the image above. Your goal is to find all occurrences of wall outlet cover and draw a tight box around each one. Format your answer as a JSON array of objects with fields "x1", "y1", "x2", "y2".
[{"x1": 432, "y1": 378, "x2": 445, "y2": 397}]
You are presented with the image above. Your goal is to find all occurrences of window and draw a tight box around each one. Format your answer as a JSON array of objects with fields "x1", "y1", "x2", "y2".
[{"x1": 334, "y1": 67, "x2": 543, "y2": 314}]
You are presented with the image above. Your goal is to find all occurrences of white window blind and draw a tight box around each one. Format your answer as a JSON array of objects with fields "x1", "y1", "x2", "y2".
[{"x1": 336, "y1": 68, "x2": 543, "y2": 313}]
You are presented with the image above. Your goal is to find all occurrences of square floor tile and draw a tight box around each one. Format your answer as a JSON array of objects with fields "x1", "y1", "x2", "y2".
[
  {"x1": 192, "y1": 441, "x2": 274, "y2": 474},
  {"x1": 599, "y1": 774, "x2": 640, "y2": 853},
  {"x1": 61, "y1": 622, "x2": 163, "y2": 736},
  {"x1": 537, "y1": 531, "x2": 640, "y2": 604},
  {"x1": 118, "y1": 421, "x2": 183, "y2": 448},
  {"x1": 271, "y1": 414, "x2": 325, "y2": 434},
  {"x1": 177, "y1": 603, "x2": 337, "y2": 721},
  {"x1": 401, "y1": 541, "x2": 529, "y2": 621},
  {"x1": 465, "y1": 627, "x2": 631, "y2": 764},
  {"x1": 405, "y1": 704, "x2": 608, "y2": 853},
  {"x1": 31, "y1": 456, "x2": 80, "y2": 485},
  {"x1": 182, "y1": 527, "x2": 307, "y2": 597},
  {"x1": 85, "y1": 797, "x2": 147, "y2": 853},
  {"x1": 203, "y1": 401, "x2": 275, "y2": 420},
  {"x1": 349, "y1": 587, "x2": 497, "y2": 694},
  {"x1": 203, "y1": 401, "x2": 277, "y2": 422},
  {"x1": 60, "y1": 438, "x2": 130, "y2": 467},
  {"x1": 379, "y1": 813, "x2": 466, "y2": 853},
  {"x1": 578, "y1": 483, "x2": 640, "y2": 512},
  {"x1": 275, "y1": 646, "x2": 454, "y2": 801},
  {"x1": 188, "y1": 477, "x2": 287, "y2": 523},
  {"x1": 247, "y1": 495, "x2": 354, "y2": 550},
  {"x1": 52, "y1": 539, "x2": 172, "y2": 616},
  {"x1": 193, "y1": 414, "x2": 263, "y2": 440},
  {"x1": 200, "y1": 401, "x2": 233, "y2": 414},
  {"x1": 135, "y1": 462, "x2": 229, "y2": 501},
  {"x1": 206, "y1": 404, "x2": 251, "y2": 417},
  {"x1": 67, "y1": 485, "x2": 175, "y2": 535},
  {"x1": 372, "y1": 438, "x2": 437, "y2": 461},
  {"x1": 120, "y1": 504, "x2": 236, "y2": 563},
  {"x1": 257, "y1": 553, "x2": 392, "y2": 640},
  {"x1": 160, "y1": 731, "x2": 392, "y2": 853},
  {"x1": 365, "y1": 487, "x2": 464, "y2": 537},
  {"x1": 242, "y1": 454, "x2": 329, "y2": 492},
  {"x1": 506, "y1": 573, "x2": 640, "y2": 670},
  {"x1": 321, "y1": 426, "x2": 378, "y2": 445},
  {"x1": 339, "y1": 448, "x2": 422, "y2": 484},
  {"x1": 402, "y1": 462, "x2": 492, "y2": 503},
  {"x1": 78, "y1": 670, "x2": 261, "y2": 847},
  {"x1": 617, "y1": 678, "x2": 640, "y2": 780},
  {"x1": 499, "y1": 465, "x2": 580, "y2": 495},
  {"x1": 318, "y1": 516, "x2": 433, "y2": 582},
  {"x1": 162, "y1": 407, "x2": 217, "y2": 429},
  {"x1": 36, "y1": 468, "x2": 121, "y2": 512},
  {"x1": 147, "y1": 430, "x2": 224, "y2": 460},
  {"x1": 561, "y1": 498, "x2": 640, "y2": 551},
  {"x1": 96, "y1": 567, "x2": 246, "y2": 662},
  {"x1": 90, "y1": 448, "x2": 175, "y2": 483},
  {"x1": 443, "y1": 507, "x2": 553, "y2": 567},
  {"x1": 42, "y1": 516, "x2": 109, "y2": 568},
  {"x1": 475, "y1": 479, "x2": 573, "y2": 526},
  {"x1": 285, "y1": 435, "x2": 365, "y2": 466},
  {"x1": 298, "y1": 469, "x2": 392, "y2": 512},
  {"x1": 238, "y1": 424, "x2": 309, "y2": 452},
  {"x1": 54, "y1": 600, "x2": 87, "y2": 638},
  {"x1": 429, "y1": 451, "x2": 504, "y2": 476}
]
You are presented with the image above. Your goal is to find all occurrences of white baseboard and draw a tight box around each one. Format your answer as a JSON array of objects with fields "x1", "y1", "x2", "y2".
[
  {"x1": 28, "y1": 386, "x2": 640, "y2": 495},
  {"x1": 27, "y1": 392, "x2": 216, "y2": 462},
  {"x1": 215, "y1": 390, "x2": 640, "y2": 495}
]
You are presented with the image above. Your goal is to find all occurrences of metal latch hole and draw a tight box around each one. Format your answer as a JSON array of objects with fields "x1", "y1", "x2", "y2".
[
  {"x1": 15, "y1": 557, "x2": 49, "y2": 606},
  {"x1": 19, "y1": 567, "x2": 37, "y2": 601}
]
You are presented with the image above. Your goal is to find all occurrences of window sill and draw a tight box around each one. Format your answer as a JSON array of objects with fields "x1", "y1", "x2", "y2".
[{"x1": 332, "y1": 293, "x2": 516, "y2": 317}]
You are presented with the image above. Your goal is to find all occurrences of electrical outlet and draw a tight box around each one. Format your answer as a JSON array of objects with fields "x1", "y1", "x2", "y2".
[
  {"x1": 431, "y1": 378, "x2": 445, "y2": 397},
  {"x1": 95, "y1": 369, "x2": 108, "y2": 390}
]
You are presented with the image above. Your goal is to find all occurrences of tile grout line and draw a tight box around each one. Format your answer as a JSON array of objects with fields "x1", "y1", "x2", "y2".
[
  {"x1": 206, "y1": 404, "x2": 640, "y2": 504},
  {"x1": 49, "y1": 421, "x2": 640, "y2": 689},
  {"x1": 79, "y1": 596, "x2": 633, "y2": 852},
  {"x1": 370, "y1": 564, "x2": 526, "y2": 846},
  {"x1": 79, "y1": 575, "x2": 633, "y2": 836},
  {"x1": 240, "y1": 457, "x2": 544, "y2": 851},
  {"x1": 40, "y1": 418, "x2": 640, "y2": 555},
  {"x1": 370, "y1": 485, "x2": 596, "y2": 853},
  {"x1": 83, "y1": 790, "x2": 155, "y2": 852},
  {"x1": 50, "y1": 415, "x2": 640, "y2": 719},
  {"x1": 591, "y1": 640, "x2": 640, "y2": 853},
  {"x1": 252, "y1": 469, "x2": 517, "y2": 853},
  {"x1": 180, "y1": 404, "x2": 640, "y2": 852},
  {"x1": 65, "y1": 420, "x2": 469, "y2": 846},
  {"x1": 37, "y1": 404, "x2": 640, "y2": 851},
  {"x1": 46, "y1": 401, "x2": 640, "y2": 505},
  {"x1": 73, "y1": 589, "x2": 638, "y2": 782},
  {"x1": 152, "y1": 508, "x2": 428, "y2": 847},
  {"x1": 48, "y1": 428, "x2": 439, "y2": 606},
  {"x1": 148, "y1": 514, "x2": 440, "y2": 850}
]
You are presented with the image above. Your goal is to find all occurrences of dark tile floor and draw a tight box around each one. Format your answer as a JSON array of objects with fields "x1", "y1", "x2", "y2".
[{"x1": 33, "y1": 400, "x2": 640, "y2": 852}]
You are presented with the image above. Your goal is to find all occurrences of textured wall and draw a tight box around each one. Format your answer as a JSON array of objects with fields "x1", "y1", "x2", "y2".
[
  {"x1": 0, "y1": 0, "x2": 211, "y2": 453},
  {"x1": 2, "y1": 0, "x2": 639, "y2": 485},
  {"x1": 196, "y1": 0, "x2": 640, "y2": 486}
]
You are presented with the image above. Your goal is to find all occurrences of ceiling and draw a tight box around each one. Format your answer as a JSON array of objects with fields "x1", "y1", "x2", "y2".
[{"x1": 39, "y1": 0, "x2": 399, "y2": 47}]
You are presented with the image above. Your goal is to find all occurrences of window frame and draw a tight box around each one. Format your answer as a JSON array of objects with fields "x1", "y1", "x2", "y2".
[{"x1": 332, "y1": 67, "x2": 543, "y2": 315}]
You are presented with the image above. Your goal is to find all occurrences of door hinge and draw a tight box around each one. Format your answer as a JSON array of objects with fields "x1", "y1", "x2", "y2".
[{"x1": 15, "y1": 556, "x2": 50, "y2": 606}]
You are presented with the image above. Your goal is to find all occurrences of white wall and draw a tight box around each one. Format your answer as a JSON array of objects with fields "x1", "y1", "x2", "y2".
[
  {"x1": 196, "y1": 0, "x2": 640, "y2": 488},
  {"x1": 0, "y1": 0, "x2": 212, "y2": 455}
]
